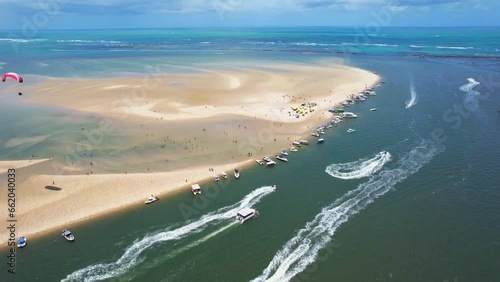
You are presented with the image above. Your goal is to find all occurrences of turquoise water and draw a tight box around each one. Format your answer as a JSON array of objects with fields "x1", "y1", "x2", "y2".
[{"x1": 0, "y1": 28, "x2": 499, "y2": 281}]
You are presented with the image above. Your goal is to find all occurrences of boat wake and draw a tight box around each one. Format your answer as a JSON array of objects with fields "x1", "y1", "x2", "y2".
[
  {"x1": 460, "y1": 78, "x2": 481, "y2": 111},
  {"x1": 405, "y1": 78, "x2": 418, "y2": 109},
  {"x1": 252, "y1": 140, "x2": 443, "y2": 282},
  {"x1": 325, "y1": 151, "x2": 391, "y2": 179},
  {"x1": 62, "y1": 185, "x2": 276, "y2": 282}
]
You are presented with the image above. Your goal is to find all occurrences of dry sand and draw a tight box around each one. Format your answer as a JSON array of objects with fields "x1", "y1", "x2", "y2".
[{"x1": 1, "y1": 62, "x2": 378, "y2": 240}]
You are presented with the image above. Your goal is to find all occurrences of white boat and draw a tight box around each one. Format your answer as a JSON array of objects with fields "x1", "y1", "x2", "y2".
[
  {"x1": 220, "y1": 172, "x2": 228, "y2": 179},
  {"x1": 234, "y1": 169, "x2": 240, "y2": 179},
  {"x1": 276, "y1": 155, "x2": 288, "y2": 162},
  {"x1": 214, "y1": 175, "x2": 220, "y2": 182},
  {"x1": 370, "y1": 108, "x2": 378, "y2": 111},
  {"x1": 310, "y1": 132, "x2": 320, "y2": 137},
  {"x1": 236, "y1": 208, "x2": 259, "y2": 223},
  {"x1": 144, "y1": 195, "x2": 159, "y2": 204},
  {"x1": 62, "y1": 229, "x2": 75, "y2": 242},
  {"x1": 364, "y1": 90, "x2": 377, "y2": 96},
  {"x1": 347, "y1": 128, "x2": 356, "y2": 133},
  {"x1": 256, "y1": 159, "x2": 264, "y2": 165},
  {"x1": 266, "y1": 160, "x2": 276, "y2": 167},
  {"x1": 318, "y1": 130, "x2": 325, "y2": 135},
  {"x1": 17, "y1": 237, "x2": 27, "y2": 248},
  {"x1": 191, "y1": 184, "x2": 202, "y2": 195},
  {"x1": 341, "y1": 112, "x2": 358, "y2": 118},
  {"x1": 280, "y1": 149, "x2": 289, "y2": 156},
  {"x1": 299, "y1": 140, "x2": 309, "y2": 145},
  {"x1": 292, "y1": 141, "x2": 302, "y2": 147},
  {"x1": 290, "y1": 147, "x2": 298, "y2": 152},
  {"x1": 317, "y1": 138, "x2": 325, "y2": 144},
  {"x1": 263, "y1": 156, "x2": 272, "y2": 162},
  {"x1": 326, "y1": 124, "x2": 333, "y2": 129}
]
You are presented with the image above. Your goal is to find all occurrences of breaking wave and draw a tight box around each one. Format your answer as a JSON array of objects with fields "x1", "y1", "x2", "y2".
[
  {"x1": 62, "y1": 185, "x2": 276, "y2": 282},
  {"x1": 252, "y1": 140, "x2": 443, "y2": 282},
  {"x1": 437, "y1": 46, "x2": 474, "y2": 50},
  {"x1": 0, "y1": 38, "x2": 46, "y2": 43},
  {"x1": 325, "y1": 151, "x2": 391, "y2": 179}
]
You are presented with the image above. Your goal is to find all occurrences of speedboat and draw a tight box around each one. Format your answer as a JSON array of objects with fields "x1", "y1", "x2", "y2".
[
  {"x1": 317, "y1": 138, "x2": 325, "y2": 144},
  {"x1": 290, "y1": 147, "x2": 298, "y2": 152},
  {"x1": 62, "y1": 229, "x2": 75, "y2": 242},
  {"x1": 17, "y1": 237, "x2": 27, "y2": 248},
  {"x1": 310, "y1": 132, "x2": 320, "y2": 137},
  {"x1": 266, "y1": 160, "x2": 276, "y2": 167},
  {"x1": 280, "y1": 149, "x2": 289, "y2": 156},
  {"x1": 214, "y1": 175, "x2": 220, "y2": 182},
  {"x1": 370, "y1": 108, "x2": 378, "y2": 111},
  {"x1": 256, "y1": 159, "x2": 264, "y2": 165},
  {"x1": 263, "y1": 156, "x2": 272, "y2": 162},
  {"x1": 234, "y1": 169, "x2": 240, "y2": 179},
  {"x1": 144, "y1": 195, "x2": 159, "y2": 204},
  {"x1": 220, "y1": 172, "x2": 228, "y2": 179},
  {"x1": 191, "y1": 184, "x2": 202, "y2": 195},
  {"x1": 341, "y1": 112, "x2": 358, "y2": 118},
  {"x1": 236, "y1": 208, "x2": 259, "y2": 223},
  {"x1": 276, "y1": 155, "x2": 288, "y2": 162},
  {"x1": 347, "y1": 128, "x2": 356, "y2": 133},
  {"x1": 299, "y1": 140, "x2": 309, "y2": 145},
  {"x1": 292, "y1": 141, "x2": 302, "y2": 147},
  {"x1": 318, "y1": 130, "x2": 325, "y2": 135},
  {"x1": 326, "y1": 124, "x2": 333, "y2": 129}
]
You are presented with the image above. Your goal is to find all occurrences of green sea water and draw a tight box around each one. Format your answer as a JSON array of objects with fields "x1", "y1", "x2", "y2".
[{"x1": 0, "y1": 28, "x2": 499, "y2": 282}]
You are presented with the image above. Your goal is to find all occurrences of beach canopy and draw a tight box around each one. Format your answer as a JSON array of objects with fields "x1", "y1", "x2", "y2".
[{"x1": 1, "y1": 72, "x2": 23, "y2": 83}]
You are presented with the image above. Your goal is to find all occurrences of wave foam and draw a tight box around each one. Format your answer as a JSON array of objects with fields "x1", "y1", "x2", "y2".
[
  {"x1": 62, "y1": 185, "x2": 276, "y2": 282},
  {"x1": 0, "y1": 38, "x2": 46, "y2": 43},
  {"x1": 252, "y1": 140, "x2": 443, "y2": 282},
  {"x1": 325, "y1": 151, "x2": 391, "y2": 179},
  {"x1": 437, "y1": 46, "x2": 474, "y2": 50}
]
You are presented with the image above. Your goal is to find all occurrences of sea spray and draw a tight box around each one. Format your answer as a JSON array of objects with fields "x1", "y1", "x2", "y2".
[
  {"x1": 62, "y1": 185, "x2": 276, "y2": 282},
  {"x1": 252, "y1": 140, "x2": 443, "y2": 282},
  {"x1": 325, "y1": 151, "x2": 391, "y2": 179}
]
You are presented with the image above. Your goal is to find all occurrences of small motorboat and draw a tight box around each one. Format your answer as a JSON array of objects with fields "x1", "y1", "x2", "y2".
[
  {"x1": 311, "y1": 132, "x2": 320, "y2": 137},
  {"x1": 290, "y1": 147, "x2": 298, "y2": 152},
  {"x1": 266, "y1": 160, "x2": 276, "y2": 167},
  {"x1": 220, "y1": 172, "x2": 228, "y2": 179},
  {"x1": 62, "y1": 229, "x2": 75, "y2": 242},
  {"x1": 370, "y1": 108, "x2": 378, "y2": 111},
  {"x1": 214, "y1": 175, "x2": 220, "y2": 182},
  {"x1": 256, "y1": 159, "x2": 265, "y2": 165},
  {"x1": 292, "y1": 141, "x2": 302, "y2": 147},
  {"x1": 263, "y1": 156, "x2": 272, "y2": 162},
  {"x1": 299, "y1": 140, "x2": 309, "y2": 145},
  {"x1": 145, "y1": 195, "x2": 159, "y2": 204},
  {"x1": 17, "y1": 237, "x2": 27, "y2": 248},
  {"x1": 347, "y1": 128, "x2": 356, "y2": 133},
  {"x1": 234, "y1": 169, "x2": 240, "y2": 179},
  {"x1": 276, "y1": 154, "x2": 288, "y2": 162},
  {"x1": 280, "y1": 149, "x2": 289, "y2": 156},
  {"x1": 317, "y1": 138, "x2": 325, "y2": 144}
]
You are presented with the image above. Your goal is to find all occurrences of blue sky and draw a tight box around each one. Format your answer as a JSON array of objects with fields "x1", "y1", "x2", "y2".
[{"x1": 0, "y1": 0, "x2": 498, "y2": 30}]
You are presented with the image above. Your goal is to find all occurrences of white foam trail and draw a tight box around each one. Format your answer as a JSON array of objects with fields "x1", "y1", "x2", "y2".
[
  {"x1": 405, "y1": 78, "x2": 418, "y2": 109},
  {"x1": 459, "y1": 78, "x2": 480, "y2": 111},
  {"x1": 325, "y1": 151, "x2": 391, "y2": 179},
  {"x1": 252, "y1": 140, "x2": 443, "y2": 282},
  {"x1": 62, "y1": 186, "x2": 276, "y2": 282},
  {"x1": 459, "y1": 78, "x2": 480, "y2": 94}
]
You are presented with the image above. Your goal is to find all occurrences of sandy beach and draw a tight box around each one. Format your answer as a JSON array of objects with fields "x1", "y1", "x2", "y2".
[{"x1": 0, "y1": 62, "x2": 378, "y2": 240}]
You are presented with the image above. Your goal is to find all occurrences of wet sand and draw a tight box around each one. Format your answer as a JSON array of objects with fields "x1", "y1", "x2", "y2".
[{"x1": 0, "y1": 62, "x2": 379, "y2": 240}]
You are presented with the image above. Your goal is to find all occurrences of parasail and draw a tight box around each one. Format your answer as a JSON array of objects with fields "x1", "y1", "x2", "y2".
[{"x1": 2, "y1": 72, "x2": 23, "y2": 83}]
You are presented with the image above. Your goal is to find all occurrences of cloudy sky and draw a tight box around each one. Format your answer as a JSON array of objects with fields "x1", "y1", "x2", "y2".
[{"x1": 0, "y1": 0, "x2": 498, "y2": 29}]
